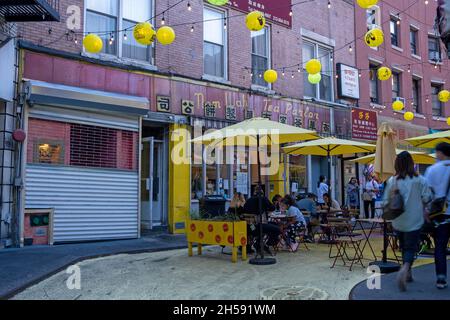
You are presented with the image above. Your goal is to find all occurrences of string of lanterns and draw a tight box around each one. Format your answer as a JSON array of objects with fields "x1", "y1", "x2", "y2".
[{"x1": 81, "y1": 0, "x2": 448, "y2": 124}]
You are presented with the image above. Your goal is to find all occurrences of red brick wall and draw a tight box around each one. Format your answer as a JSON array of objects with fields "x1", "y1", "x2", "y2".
[
  {"x1": 27, "y1": 118, "x2": 71, "y2": 165},
  {"x1": 17, "y1": 0, "x2": 356, "y2": 102},
  {"x1": 354, "y1": 0, "x2": 450, "y2": 130}
]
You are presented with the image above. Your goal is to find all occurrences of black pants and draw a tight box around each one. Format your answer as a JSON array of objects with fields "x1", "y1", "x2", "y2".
[
  {"x1": 248, "y1": 223, "x2": 281, "y2": 249},
  {"x1": 363, "y1": 199, "x2": 376, "y2": 219},
  {"x1": 433, "y1": 223, "x2": 450, "y2": 279}
]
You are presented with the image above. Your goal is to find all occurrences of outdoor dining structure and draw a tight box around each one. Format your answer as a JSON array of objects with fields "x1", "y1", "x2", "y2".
[
  {"x1": 188, "y1": 117, "x2": 446, "y2": 270},
  {"x1": 191, "y1": 117, "x2": 318, "y2": 265}
]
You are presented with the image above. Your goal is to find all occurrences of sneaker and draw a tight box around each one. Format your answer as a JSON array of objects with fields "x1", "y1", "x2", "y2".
[{"x1": 436, "y1": 279, "x2": 448, "y2": 290}]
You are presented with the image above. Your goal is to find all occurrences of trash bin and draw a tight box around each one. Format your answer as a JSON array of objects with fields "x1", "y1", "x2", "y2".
[{"x1": 200, "y1": 195, "x2": 227, "y2": 217}]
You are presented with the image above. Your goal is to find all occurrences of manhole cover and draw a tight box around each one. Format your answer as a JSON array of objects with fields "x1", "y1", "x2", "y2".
[{"x1": 260, "y1": 286, "x2": 329, "y2": 300}]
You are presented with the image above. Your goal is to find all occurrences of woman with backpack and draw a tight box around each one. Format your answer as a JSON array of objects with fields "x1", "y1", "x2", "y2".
[{"x1": 383, "y1": 151, "x2": 432, "y2": 292}]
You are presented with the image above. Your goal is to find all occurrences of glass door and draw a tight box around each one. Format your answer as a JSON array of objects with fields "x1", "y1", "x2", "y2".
[{"x1": 141, "y1": 137, "x2": 164, "y2": 230}]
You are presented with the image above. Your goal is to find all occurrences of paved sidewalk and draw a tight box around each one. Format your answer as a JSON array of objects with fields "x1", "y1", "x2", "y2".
[
  {"x1": 350, "y1": 260, "x2": 450, "y2": 300},
  {"x1": 0, "y1": 233, "x2": 187, "y2": 299}
]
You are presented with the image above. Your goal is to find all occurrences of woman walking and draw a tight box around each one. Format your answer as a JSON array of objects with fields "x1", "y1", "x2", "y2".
[
  {"x1": 346, "y1": 177, "x2": 360, "y2": 210},
  {"x1": 383, "y1": 151, "x2": 432, "y2": 292}
]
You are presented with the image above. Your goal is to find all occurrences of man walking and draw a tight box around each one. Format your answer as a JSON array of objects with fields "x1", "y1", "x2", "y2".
[{"x1": 425, "y1": 142, "x2": 450, "y2": 289}]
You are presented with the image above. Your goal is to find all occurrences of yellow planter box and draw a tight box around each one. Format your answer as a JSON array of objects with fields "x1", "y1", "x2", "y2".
[{"x1": 186, "y1": 220, "x2": 248, "y2": 263}]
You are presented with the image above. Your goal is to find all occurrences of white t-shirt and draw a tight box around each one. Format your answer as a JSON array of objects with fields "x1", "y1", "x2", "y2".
[
  {"x1": 365, "y1": 180, "x2": 379, "y2": 199},
  {"x1": 317, "y1": 182, "x2": 329, "y2": 204},
  {"x1": 425, "y1": 160, "x2": 450, "y2": 215}
]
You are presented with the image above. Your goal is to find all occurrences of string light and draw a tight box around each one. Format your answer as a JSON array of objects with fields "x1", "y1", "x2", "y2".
[
  {"x1": 187, "y1": 2, "x2": 192, "y2": 11},
  {"x1": 190, "y1": 25, "x2": 194, "y2": 33},
  {"x1": 224, "y1": 18, "x2": 227, "y2": 30},
  {"x1": 348, "y1": 45, "x2": 353, "y2": 53},
  {"x1": 123, "y1": 32, "x2": 127, "y2": 41},
  {"x1": 327, "y1": 0, "x2": 331, "y2": 9},
  {"x1": 289, "y1": 6, "x2": 293, "y2": 16},
  {"x1": 161, "y1": 14, "x2": 165, "y2": 25}
]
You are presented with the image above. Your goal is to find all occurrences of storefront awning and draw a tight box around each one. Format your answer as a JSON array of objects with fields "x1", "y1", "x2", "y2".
[{"x1": 23, "y1": 79, "x2": 150, "y2": 116}]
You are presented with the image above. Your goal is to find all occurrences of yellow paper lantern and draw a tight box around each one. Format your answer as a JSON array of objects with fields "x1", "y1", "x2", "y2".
[
  {"x1": 377, "y1": 67, "x2": 392, "y2": 81},
  {"x1": 364, "y1": 28, "x2": 384, "y2": 48},
  {"x1": 156, "y1": 26, "x2": 176, "y2": 45},
  {"x1": 438, "y1": 90, "x2": 450, "y2": 103},
  {"x1": 133, "y1": 22, "x2": 156, "y2": 46},
  {"x1": 404, "y1": 112, "x2": 414, "y2": 121},
  {"x1": 263, "y1": 69, "x2": 278, "y2": 83},
  {"x1": 392, "y1": 100, "x2": 404, "y2": 112},
  {"x1": 356, "y1": 0, "x2": 378, "y2": 9},
  {"x1": 447, "y1": 117, "x2": 450, "y2": 126},
  {"x1": 246, "y1": 11, "x2": 265, "y2": 31},
  {"x1": 308, "y1": 73, "x2": 322, "y2": 84},
  {"x1": 305, "y1": 59, "x2": 322, "y2": 75},
  {"x1": 83, "y1": 34, "x2": 103, "y2": 54}
]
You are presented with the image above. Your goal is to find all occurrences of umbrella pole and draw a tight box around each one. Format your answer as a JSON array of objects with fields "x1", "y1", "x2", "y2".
[{"x1": 249, "y1": 134, "x2": 276, "y2": 265}]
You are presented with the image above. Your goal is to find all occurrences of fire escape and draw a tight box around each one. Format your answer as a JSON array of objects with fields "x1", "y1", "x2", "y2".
[{"x1": 0, "y1": 0, "x2": 60, "y2": 22}]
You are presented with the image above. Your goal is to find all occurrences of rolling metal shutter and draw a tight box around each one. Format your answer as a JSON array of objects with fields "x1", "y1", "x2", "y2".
[{"x1": 25, "y1": 165, "x2": 139, "y2": 243}]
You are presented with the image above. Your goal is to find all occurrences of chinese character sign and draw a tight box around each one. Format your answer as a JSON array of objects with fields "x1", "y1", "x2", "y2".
[
  {"x1": 230, "y1": 0, "x2": 292, "y2": 28},
  {"x1": 351, "y1": 108, "x2": 378, "y2": 141}
]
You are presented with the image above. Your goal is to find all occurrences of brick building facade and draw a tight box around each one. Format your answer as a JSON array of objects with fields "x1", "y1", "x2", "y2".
[
  {"x1": 355, "y1": 0, "x2": 450, "y2": 143},
  {"x1": 1, "y1": 0, "x2": 446, "y2": 246}
]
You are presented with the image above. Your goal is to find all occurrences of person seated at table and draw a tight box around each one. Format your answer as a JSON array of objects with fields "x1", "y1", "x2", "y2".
[
  {"x1": 228, "y1": 192, "x2": 245, "y2": 216},
  {"x1": 271, "y1": 194, "x2": 283, "y2": 212},
  {"x1": 243, "y1": 185, "x2": 280, "y2": 255},
  {"x1": 297, "y1": 193, "x2": 319, "y2": 240},
  {"x1": 280, "y1": 198, "x2": 307, "y2": 251},
  {"x1": 322, "y1": 193, "x2": 342, "y2": 215}
]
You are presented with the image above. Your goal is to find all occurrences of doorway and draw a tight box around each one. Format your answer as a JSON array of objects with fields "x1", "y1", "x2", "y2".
[{"x1": 141, "y1": 124, "x2": 168, "y2": 230}]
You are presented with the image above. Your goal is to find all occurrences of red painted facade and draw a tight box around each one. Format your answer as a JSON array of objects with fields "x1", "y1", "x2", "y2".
[{"x1": 354, "y1": 0, "x2": 450, "y2": 132}]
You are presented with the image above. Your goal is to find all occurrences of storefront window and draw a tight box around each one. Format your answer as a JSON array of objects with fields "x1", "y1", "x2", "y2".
[
  {"x1": 289, "y1": 155, "x2": 307, "y2": 194},
  {"x1": 35, "y1": 141, "x2": 64, "y2": 164}
]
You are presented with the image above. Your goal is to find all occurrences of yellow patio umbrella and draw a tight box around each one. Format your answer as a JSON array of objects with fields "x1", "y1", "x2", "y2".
[
  {"x1": 374, "y1": 123, "x2": 397, "y2": 182},
  {"x1": 191, "y1": 117, "x2": 319, "y2": 146},
  {"x1": 351, "y1": 149, "x2": 436, "y2": 165},
  {"x1": 191, "y1": 117, "x2": 318, "y2": 265},
  {"x1": 405, "y1": 130, "x2": 450, "y2": 149},
  {"x1": 283, "y1": 137, "x2": 376, "y2": 181}
]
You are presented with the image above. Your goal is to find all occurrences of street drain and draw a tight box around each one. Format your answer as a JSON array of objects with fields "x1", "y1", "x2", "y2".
[{"x1": 260, "y1": 286, "x2": 329, "y2": 300}]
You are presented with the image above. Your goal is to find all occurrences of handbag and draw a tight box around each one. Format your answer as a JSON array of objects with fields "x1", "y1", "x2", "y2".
[
  {"x1": 382, "y1": 178, "x2": 405, "y2": 220},
  {"x1": 427, "y1": 170, "x2": 450, "y2": 225},
  {"x1": 363, "y1": 181, "x2": 374, "y2": 201}
]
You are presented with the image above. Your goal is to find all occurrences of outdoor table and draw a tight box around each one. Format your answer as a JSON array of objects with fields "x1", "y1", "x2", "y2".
[{"x1": 352, "y1": 218, "x2": 384, "y2": 261}]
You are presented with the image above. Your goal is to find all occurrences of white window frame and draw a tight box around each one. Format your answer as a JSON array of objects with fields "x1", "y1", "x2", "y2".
[
  {"x1": 302, "y1": 39, "x2": 335, "y2": 103},
  {"x1": 251, "y1": 26, "x2": 272, "y2": 90},
  {"x1": 202, "y1": 6, "x2": 228, "y2": 82},
  {"x1": 83, "y1": 0, "x2": 156, "y2": 67}
]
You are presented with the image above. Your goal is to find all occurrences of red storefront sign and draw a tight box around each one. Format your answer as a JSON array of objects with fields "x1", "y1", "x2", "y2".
[
  {"x1": 351, "y1": 108, "x2": 378, "y2": 141},
  {"x1": 230, "y1": 0, "x2": 292, "y2": 28}
]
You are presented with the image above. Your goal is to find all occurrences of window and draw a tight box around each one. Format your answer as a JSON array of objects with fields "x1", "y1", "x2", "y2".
[
  {"x1": 390, "y1": 19, "x2": 400, "y2": 47},
  {"x1": 412, "y1": 78, "x2": 421, "y2": 113},
  {"x1": 392, "y1": 72, "x2": 401, "y2": 100},
  {"x1": 366, "y1": 6, "x2": 381, "y2": 30},
  {"x1": 410, "y1": 28, "x2": 418, "y2": 55},
  {"x1": 369, "y1": 64, "x2": 380, "y2": 103},
  {"x1": 203, "y1": 8, "x2": 227, "y2": 79},
  {"x1": 251, "y1": 27, "x2": 270, "y2": 87},
  {"x1": 85, "y1": 0, "x2": 154, "y2": 63},
  {"x1": 302, "y1": 40, "x2": 333, "y2": 101},
  {"x1": 289, "y1": 155, "x2": 307, "y2": 193},
  {"x1": 428, "y1": 36, "x2": 442, "y2": 62},
  {"x1": 431, "y1": 84, "x2": 443, "y2": 116},
  {"x1": 28, "y1": 119, "x2": 137, "y2": 170}
]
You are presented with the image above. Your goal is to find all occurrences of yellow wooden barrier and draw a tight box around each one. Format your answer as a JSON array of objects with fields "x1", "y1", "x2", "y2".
[{"x1": 186, "y1": 220, "x2": 248, "y2": 263}]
